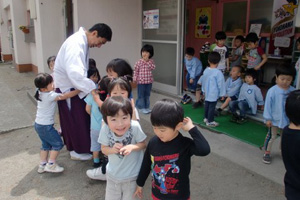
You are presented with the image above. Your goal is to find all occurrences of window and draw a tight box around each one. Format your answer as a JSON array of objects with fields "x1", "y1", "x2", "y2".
[
  {"x1": 249, "y1": 0, "x2": 273, "y2": 33},
  {"x1": 222, "y1": 2, "x2": 247, "y2": 33}
]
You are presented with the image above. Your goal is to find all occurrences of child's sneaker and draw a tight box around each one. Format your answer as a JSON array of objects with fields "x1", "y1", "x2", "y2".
[
  {"x1": 181, "y1": 94, "x2": 188, "y2": 104},
  {"x1": 37, "y1": 164, "x2": 46, "y2": 174},
  {"x1": 184, "y1": 96, "x2": 192, "y2": 104},
  {"x1": 203, "y1": 118, "x2": 208, "y2": 123},
  {"x1": 206, "y1": 121, "x2": 219, "y2": 127},
  {"x1": 44, "y1": 163, "x2": 64, "y2": 173},
  {"x1": 237, "y1": 117, "x2": 247, "y2": 124},
  {"x1": 262, "y1": 154, "x2": 271, "y2": 164},
  {"x1": 86, "y1": 167, "x2": 107, "y2": 180}
]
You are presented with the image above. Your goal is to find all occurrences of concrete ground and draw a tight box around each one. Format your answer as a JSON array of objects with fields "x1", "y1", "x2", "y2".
[{"x1": 0, "y1": 63, "x2": 286, "y2": 200}]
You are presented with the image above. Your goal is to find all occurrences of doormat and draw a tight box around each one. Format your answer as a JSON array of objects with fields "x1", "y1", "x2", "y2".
[{"x1": 182, "y1": 103, "x2": 267, "y2": 148}]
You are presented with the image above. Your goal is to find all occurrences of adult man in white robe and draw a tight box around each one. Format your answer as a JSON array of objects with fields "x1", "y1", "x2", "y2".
[{"x1": 54, "y1": 23, "x2": 112, "y2": 160}]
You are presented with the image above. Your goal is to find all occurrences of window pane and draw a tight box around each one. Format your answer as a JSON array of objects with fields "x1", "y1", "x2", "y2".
[
  {"x1": 249, "y1": 0, "x2": 273, "y2": 33},
  {"x1": 223, "y1": 2, "x2": 247, "y2": 33},
  {"x1": 142, "y1": 0, "x2": 178, "y2": 41}
]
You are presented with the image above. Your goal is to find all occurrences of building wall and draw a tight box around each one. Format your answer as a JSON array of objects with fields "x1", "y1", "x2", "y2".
[{"x1": 73, "y1": 0, "x2": 142, "y2": 76}]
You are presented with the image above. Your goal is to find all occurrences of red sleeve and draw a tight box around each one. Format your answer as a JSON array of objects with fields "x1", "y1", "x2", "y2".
[{"x1": 257, "y1": 47, "x2": 265, "y2": 56}]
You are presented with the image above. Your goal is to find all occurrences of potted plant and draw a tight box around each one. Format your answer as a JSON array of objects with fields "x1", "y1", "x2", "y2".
[{"x1": 19, "y1": 25, "x2": 29, "y2": 34}]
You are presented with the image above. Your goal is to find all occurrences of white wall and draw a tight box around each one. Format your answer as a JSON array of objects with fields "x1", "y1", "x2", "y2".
[
  {"x1": 73, "y1": 0, "x2": 142, "y2": 76},
  {"x1": 0, "y1": 1, "x2": 11, "y2": 55},
  {"x1": 34, "y1": 0, "x2": 65, "y2": 73}
]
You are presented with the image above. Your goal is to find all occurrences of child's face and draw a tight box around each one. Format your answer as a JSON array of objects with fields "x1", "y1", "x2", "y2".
[
  {"x1": 234, "y1": 39, "x2": 242, "y2": 48},
  {"x1": 245, "y1": 75, "x2": 254, "y2": 85},
  {"x1": 49, "y1": 60, "x2": 55, "y2": 72},
  {"x1": 247, "y1": 42, "x2": 257, "y2": 49},
  {"x1": 142, "y1": 51, "x2": 150, "y2": 61},
  {"x1": 107, "y1": 69, "x2": 118, "y2": 79},
  {"x1": 230, "y1": 67, "x2": 241, "y2": 79},
  {"x1": 153, "y1": 125, "x2": 179, "y2": 143},
  {"x1": 90, "y1": 73, "x2": 99, "y2": 84},
  {"x1": 107, "y1": 110, "x2": 131, "y2": 137},
  {"x1": 185, "y1": 54, "x2": 193, "y2": 61},
  {"x1": 276, "y1": 74, "x2": 293, "y2": 90},
  {"x1": 110, "y1": 85, "x2": 129, "y2": 98},
  {"x1": 216, "y1": 39, "x2": 225, "y2": 46}
]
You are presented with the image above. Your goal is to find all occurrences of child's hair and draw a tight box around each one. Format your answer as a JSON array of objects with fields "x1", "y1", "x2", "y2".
[
  {"x1": 98, "y1": 75, "x2": 111, "y2": 101},
  {"x1": 235, "y1": 35, "x2": 245, "y2": 43},
  {"x1": 185, "y1": 47, "x2": 195, "y2": 56},
  {"x1": 47, "y1": 56, "x2": 56, "y2": 68},
  {"x1": 275, "y1": 63, "x2": 296, "y2": 79},
  {"x1": 101, "y1": 96, "x2": 133, "y2": 124},
  {"x1": 245, "y1": 69, "x2": 257, "y2": 80},
  {"x1": 215, "y1": 31, "x2": 227, "y2": 40},
  {"x1": 246, "y1": 32, "x2": 259, "y2": 43},
  {"x1": 34, "y1": 73, "x2": 53, "y2": 101},
  {"x1": 87, "y1": 66, "x2": 101, "y2": 82},
  {"x1": 141, "y1": 44, "x2": 154, "y2": 59},
  {"x1": 208, "y1": 52, "x2": 221, "y2": 64},
  {"x1": 106, "y1": 58, "x2": 133, "y2": 78},
  {"x1": 151, "y1": 99, "x2": 184, "y2": 130},
  {"x1": 89, "y1": 58, "x2": 96, "y2": 68},
  {"x1": 108, "y1": 77, "x2": 132, "y2": 98},
  {"x1": 285, "y1": 90, "x2": 300, "y2": 126},
  {"x1": 232, "y1": 65, "x2": 244, "y2": 74}
]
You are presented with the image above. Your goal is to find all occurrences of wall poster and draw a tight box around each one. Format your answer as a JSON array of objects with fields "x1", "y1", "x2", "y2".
[
  {"x1": 195, "y1": 7, "x2": 211, "y2": 39},
  {"x1": 143, "y1": 9, "x2": 159, "y2": 29}
]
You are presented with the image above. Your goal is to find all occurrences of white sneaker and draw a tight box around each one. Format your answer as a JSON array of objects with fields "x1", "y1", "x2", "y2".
[
  {"x1": 206, "y1": 121, "x2": 219, "y2": 127},
  {"x1": 37, "y1": 164, "x2": 46, "y2": 174},
  {"x1": 44, "y1": 163, "x2": 64, "y2": 173},
  {"x1": 70, "y1": 151, "x2": 92, "y2": 160},
  {"x1": 86, "y1": 167, "x2": 107, "y2": 181},
  {"x1": 203, "y1": 118, "x2": 208, "y2": 123}
]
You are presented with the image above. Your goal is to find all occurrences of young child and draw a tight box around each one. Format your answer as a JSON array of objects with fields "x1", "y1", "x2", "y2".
[
  {"x1": 85, "y1": 66, "x2": 103, "y2": 168},
  {"x1": 34, "y1": 73, "x2": 80, "y2": 173},
  {"x1": 215, "y1": 65, "x2": 243, "y2": 116},
  {"x1": 87, "y1": 96, "x2": 147, "y2": 199},
  {"x1": 184, "y1": 47, "x2": 203, "y2": 93},
  {"x1": 198, "y1": 52, "x2": 226, "y2": 127},
  {"x1": 294, "y1": 37, "x2": 300, "y2": 88},
  {"x1": 106, "y1": 58, "x2": 133, "y2": 79},
  {"x1": 230, "y1": 35, "x2": 244, "y2": 68},
  {"x1": 245, "y1": 32, "x2": 268, "y2": 85},
  {"x1": 229, "y1": 69, "x2": 264, "y2": 124},
  {"x1": 133, "y1": 44, "x2": 156, "y2": 114},
  {"x1": 47, "y1": 56, "x2": 56, "y2": 74},
  {"x1": 210, "y1": 31, "x2": 229, "y2": 73},
  {"x1": 262, "y1": 65, "x2": 296, "y2": 164},
  {"x1": 134, "y1": 99, "x2": 210, "y2": 200},
  {"x1": 108, "y1": 77, "x2": 140, "y2": 121},
  {"x1": 282, "y1": 90, "x2": 300, "y2": 199}
]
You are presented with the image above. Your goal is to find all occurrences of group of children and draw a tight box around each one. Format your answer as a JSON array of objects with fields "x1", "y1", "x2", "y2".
[{"x1": 33, "y1": 44, "x2": 212, "y2": 200}]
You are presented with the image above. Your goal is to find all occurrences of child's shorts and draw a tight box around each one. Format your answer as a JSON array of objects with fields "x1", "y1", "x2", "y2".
[
  {"x1": 90, "y1": 129, "x2": 101, "y2": 152},
  {"x1": 34, "y1": 123, "x2": 64, "y2": 151},
  {"x1": 196, "y1": 84, "x2": 202, "y2": 91}
]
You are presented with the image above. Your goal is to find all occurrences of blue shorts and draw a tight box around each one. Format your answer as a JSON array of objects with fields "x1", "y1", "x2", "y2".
[
  {"x1": 90, "y1": 129, "x2": 101, "y2": 152},
  {"x1": 34, "y1": 123, "x2": 64, "y2": 151}
]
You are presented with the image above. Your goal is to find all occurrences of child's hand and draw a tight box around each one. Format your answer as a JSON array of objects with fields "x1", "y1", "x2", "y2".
[
  {"x1": 189, "y1": 78, "x2": 194, "y2": 84},
  {"x1": 112, "y1": 143, "x2": 123, "y2": 154},
  {"x1": 120, "y1": 144, "x2": 135, "y2": 156},
  {"x1": 258, "y1": 105, "x2": 264, "y2": 111},
  {"x1": 182, "y1": 117, "x2": 195, "y2": 132},
  {"x1": 134, "y1": 186, "x2": 143, "y2": 199},
  {"x1": 266, "y1": 120, "x2": 272, "y2": 128},
  {"x1": 254, "y1": 66, "x2": 260, "y2": 70}
]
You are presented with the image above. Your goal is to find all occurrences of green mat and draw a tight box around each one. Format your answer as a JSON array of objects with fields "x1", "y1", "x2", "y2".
[{"x1": 182, "y1": 103, "x2": 268, "y2": 148}]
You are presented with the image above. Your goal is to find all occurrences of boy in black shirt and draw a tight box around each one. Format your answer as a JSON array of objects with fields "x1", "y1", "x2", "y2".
[
  {"x1": 282, "y1": 90, "x2": 300, "y2": 200},
  {"x1": 134, "y1": 99, "x2": 210, "y2": 200}
]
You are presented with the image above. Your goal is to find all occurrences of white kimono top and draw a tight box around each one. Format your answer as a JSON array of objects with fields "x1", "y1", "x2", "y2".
[{"x1": 54, "y1": 27, "x2": 95, "y2": 99}]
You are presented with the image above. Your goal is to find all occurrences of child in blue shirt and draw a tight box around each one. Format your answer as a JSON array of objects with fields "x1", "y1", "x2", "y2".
[
  {"x1": 198, "y1": 52, "x2": 225, "y2": 127},
  {"x1": 229, "y1": 69, "x2": 264, "y2": 124},
  {"x1": 216, "y1": 65, "x2": 243, "y2": 115},
  {"x1": 263, "y1": 65, "x2": 296, "y2": 164},
  {"x1": 184, "y1": 47, "x2": 203, "y2": 93}
]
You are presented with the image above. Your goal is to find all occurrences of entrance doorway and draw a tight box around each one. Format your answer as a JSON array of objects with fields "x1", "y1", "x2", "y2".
[{"x1": 142, "y1": 0, "x2": 184, "y2": 96}]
